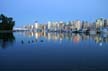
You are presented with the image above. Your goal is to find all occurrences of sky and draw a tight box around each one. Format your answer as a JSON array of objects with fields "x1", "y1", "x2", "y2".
[{"x1": 0, "y1": 0, "x2": 108, "y2": 27}]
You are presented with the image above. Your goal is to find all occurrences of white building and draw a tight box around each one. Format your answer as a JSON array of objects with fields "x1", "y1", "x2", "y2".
[
  {"x1": 57, "y1": 21, "x2": 65, "y2": 31},
  {"x1": 74, "y1": 20, "x2": 81, "y2": 31},
  {"x1": 48, "y1": 21, "x2": 51, "y2": 30},
  {"x1": 47, "y1": 21, "x2": 61, "y2": 31},
  {"x1": 96, "y1": 18, "x2": 104, "y2": 29},
  {"x1": 34, "y1": 21, "x2": 39, "y2": 29},
  {"x1": 34, "y1": 21, "x2": 43, "y2": 31}
]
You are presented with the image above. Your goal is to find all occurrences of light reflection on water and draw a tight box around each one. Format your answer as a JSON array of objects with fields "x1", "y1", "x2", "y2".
[
  {"x1": 21, "y1": 32, "x2": 108, "y2": 46},
  {"x1": 0, "y1": 32, "x2": 108, "y2": 71}
]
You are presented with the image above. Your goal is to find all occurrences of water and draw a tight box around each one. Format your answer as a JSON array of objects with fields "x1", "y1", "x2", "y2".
[{"x1": 0, "y1": 32, "x2": 108, "y2": 71}]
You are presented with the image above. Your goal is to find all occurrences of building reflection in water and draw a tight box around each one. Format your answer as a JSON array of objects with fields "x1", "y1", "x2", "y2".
[
  {"x1": 72, "y1": 34, "x2": 81, "y2": 43},
  {"x1": 0, "y1": 32, "x2": 15, "y2": 48},
  {"x1": 21, "y1": 31, "x2": 108, "y2": 45}
]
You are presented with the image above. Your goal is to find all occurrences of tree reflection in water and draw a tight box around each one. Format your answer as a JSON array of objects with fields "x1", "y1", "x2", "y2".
[{"x1": 0, "y1": 32, "x2": 15, "y2": 48}]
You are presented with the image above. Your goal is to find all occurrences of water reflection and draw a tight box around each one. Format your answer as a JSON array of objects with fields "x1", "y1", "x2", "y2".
[
  {"x1": 21, "y1": 32, "x2": 108, "y2": 44},
  {"x1": 0, "y1": 32, "x2": 15, "y2": 48},
  {"x1": 0, "y1": 32, "x2": 108, "y2": 70}
]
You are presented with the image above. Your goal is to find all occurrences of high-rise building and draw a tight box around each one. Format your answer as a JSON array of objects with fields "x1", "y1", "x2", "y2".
[
  {"x1": 34, "y1": 21, "x2": 38, "y2": 29},
  {"x1": 96, "y1": 18, "x2": 104, "y2": 29},
  {"x1": 74, "y1": 20, "x2": 81, "y2": 31},
  {"x1": 104, "y1": 19, "x2": 108, "y2": 27},
  {"x1": 82, "y1": 21, "x2": 89, "y2": 30},
  {"x1": 47, "y1": 21, "x2": 51, "y2": 30},
  {"x1": 58, "y1": 21, "x2": 65, "y2": 31}
]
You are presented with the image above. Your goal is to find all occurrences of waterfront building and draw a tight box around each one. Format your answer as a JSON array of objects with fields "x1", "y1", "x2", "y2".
[
  {"x1": 57, "y1": 21, "x2": 65, "y2": 31},
  {"x1": 47, "y1": 21, "x2": 51, "y2": 30},
  {"x1": 82, "y1": 21, "x2": 90, "y2": 30},
  {"x1": 74, "y1": 20, "x2": 81, "y2": 31},
  {"x1": 34, "y1": 21, "x2": 39, "y2": 29},
  {"x1": 63, "y1": 22, "x2": 72, "y2": 32},
  {"x1": 34, "y1": 21, "x2": 45, "y2": 32},
  {"x1": 47, "y1": 21, "x2": 65, "y2": 32},
  {"x1": 21, "y1": 18, "x2": 108, "y2": 33},
  {"x1": 96, "y1": 18, "x2": 104, "y2": 29},
  {"x1": 104, "y1": 19, "x2": 108, "y2": 27},
  {"x1": 47, "y1": 21, "x2": 58, "y2": 31},
  {"x1": 25, "y1": 24, "x2": 34, "y2": 30},
  {"x1": 66, "y1": 21, "x2": 74, "y2": 31}
]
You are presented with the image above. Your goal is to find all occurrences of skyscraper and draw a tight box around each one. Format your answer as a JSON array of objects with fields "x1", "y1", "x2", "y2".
[{"x1": 96, "y1": 18, "x2": 104, "y2": 29}]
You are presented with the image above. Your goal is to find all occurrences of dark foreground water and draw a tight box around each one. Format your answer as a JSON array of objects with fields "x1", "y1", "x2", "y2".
[{"x1": 0, "y1": 32, "x2": 108, "y2": 71}]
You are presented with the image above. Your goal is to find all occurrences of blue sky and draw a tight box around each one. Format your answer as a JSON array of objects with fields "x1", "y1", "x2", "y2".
[{"x1": 0, "y1": 0, "x2": 108, "y2": 27}]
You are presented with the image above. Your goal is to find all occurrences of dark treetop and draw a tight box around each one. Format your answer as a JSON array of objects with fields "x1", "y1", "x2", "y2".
[{"x1": 0, "y1": 14, "x2": 15, "y2": 31}]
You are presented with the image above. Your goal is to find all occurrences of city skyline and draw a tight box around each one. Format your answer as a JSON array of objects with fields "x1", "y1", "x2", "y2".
[{"x1": 0, "y1": 0, "x2": 108, "y2": 27}]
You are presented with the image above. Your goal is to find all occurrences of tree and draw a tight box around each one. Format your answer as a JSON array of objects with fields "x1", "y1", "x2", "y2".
[{"x1": 0, "y1": 14, "x2": 15, "y2": 30}]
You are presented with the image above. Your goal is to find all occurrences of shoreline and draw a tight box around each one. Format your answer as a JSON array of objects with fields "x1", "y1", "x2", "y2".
[{"x1": 0, "y1": 30, "x2": 102, "y2": 34}]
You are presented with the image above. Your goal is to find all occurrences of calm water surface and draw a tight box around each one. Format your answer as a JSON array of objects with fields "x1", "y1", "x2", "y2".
[{"x1": 0, "y1": 32, "x2": 108, "y2": 71}]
